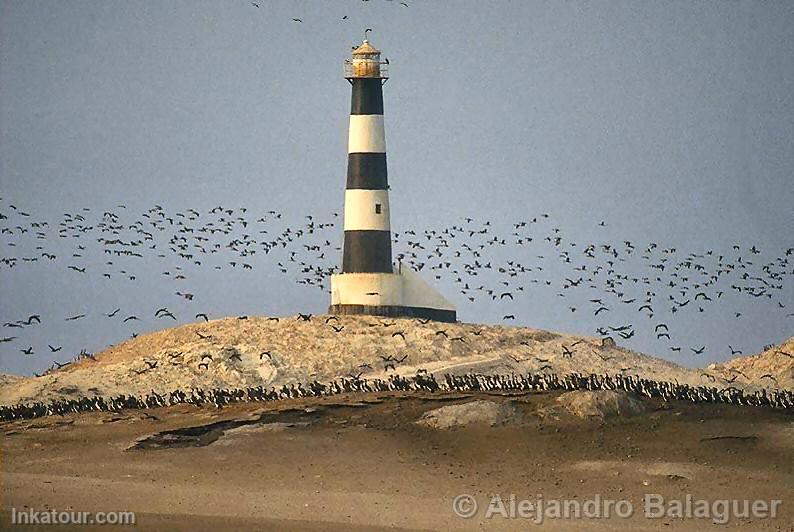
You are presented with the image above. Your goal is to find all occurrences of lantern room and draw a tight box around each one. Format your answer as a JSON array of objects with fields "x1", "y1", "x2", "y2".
[{"x1": 344, "y1": 40, "x2": 389, "y2": 82}]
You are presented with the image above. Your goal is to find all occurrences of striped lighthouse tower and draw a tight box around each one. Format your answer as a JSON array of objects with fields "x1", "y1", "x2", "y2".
[
  {"x1": 330, "y1": 38, "x2": 456, "y2": 323},
  {"x1": 342, "y1": 39, "x2": 392, "y2": 274}
]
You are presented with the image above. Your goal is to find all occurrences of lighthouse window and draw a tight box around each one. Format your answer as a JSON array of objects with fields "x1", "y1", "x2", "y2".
[{"x1": 375, "y1": 203, "x2": 382, "y2": 214}]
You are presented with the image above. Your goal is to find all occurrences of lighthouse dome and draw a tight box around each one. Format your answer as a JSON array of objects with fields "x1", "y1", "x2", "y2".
[{"x1": 352, "y1": 40, "x2": 381, "y2": 56}]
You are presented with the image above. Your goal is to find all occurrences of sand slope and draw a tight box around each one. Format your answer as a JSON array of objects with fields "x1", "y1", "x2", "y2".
[
  {"x1": 3, "y1": 392, "x2": 793, "y2": 531},
  {"x1": 0, "y1": 315, "x2": 790, "y2": 406}
]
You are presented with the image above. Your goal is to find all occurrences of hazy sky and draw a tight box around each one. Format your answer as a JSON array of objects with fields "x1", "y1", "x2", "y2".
[{"x1": 1, "y1": 1, "x2": 792, "y2": 375}]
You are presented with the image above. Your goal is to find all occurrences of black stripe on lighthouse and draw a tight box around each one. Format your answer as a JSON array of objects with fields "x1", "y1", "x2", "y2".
[
  {"x1": 350, "y1": 78, "x2": 384, "y2": 115},
  {"x1": 342, "y1": 231, "x2": 392, "y2": 272},
  {"x1": 342, "y1": 77, "x2": 392, "y2": 274},
  {"x1": 347, "y1": 154, "x2": 387, "y2": 189}
]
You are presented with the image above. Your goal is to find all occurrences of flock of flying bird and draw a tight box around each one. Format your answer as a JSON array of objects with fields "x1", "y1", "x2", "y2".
[{"x1": 0, "y1": 196, "x2": 792, "y2": 372}]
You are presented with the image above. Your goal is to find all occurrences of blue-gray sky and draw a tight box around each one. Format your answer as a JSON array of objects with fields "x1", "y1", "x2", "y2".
[{"x1": 1, "y1": 1, "x2": 792, "y2": 375}]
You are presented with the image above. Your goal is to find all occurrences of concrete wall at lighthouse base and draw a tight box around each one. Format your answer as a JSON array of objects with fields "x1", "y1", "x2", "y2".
[
  {"x1": 329, "y1": 268, "x2": 457, "y2": 323},
  {"x1": 328, "y1": 304, "x2": 456, "y2": 323}
]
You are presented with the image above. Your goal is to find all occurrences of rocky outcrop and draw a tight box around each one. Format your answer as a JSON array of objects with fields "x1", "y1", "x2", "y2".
[
  {"x1": 416, "y1": 400, "x2": 516, "y2": 429},
  {"x1": 548, "y1": 390, "x2": 650, "y2": 420}
]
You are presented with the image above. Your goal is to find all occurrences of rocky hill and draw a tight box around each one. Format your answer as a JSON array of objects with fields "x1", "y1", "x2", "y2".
[
  {"x1": 0, "y1": 315, "x2": 790, "y2": 406},
  {"x1": 710, "y1": 337, "x2": 794, "y2": 390}
]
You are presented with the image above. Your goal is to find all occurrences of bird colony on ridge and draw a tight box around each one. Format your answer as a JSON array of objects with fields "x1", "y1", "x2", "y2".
[
  {"x1": 1, "y1": 196, "x2": 792, "y2": 375},
  {"x1": 2, "y1": 370, "x2": 792, "y2": 422}
]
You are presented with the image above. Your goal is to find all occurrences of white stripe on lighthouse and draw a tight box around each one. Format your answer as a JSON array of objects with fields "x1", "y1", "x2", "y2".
[
  {"x1": 348, "y1": 115, "x2": 386, "y2": 154},
  {"x1": 344, "y1": 189, "x2": 390, "y2": 231}
]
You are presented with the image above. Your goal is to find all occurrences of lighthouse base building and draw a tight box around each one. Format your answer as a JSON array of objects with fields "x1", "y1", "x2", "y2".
[
  {"x1": 329, "y1": 264, "x2": 457, "y2": 322},
  {"x1": 328, "y1": 38, "x2": 456, "y2": 323}
]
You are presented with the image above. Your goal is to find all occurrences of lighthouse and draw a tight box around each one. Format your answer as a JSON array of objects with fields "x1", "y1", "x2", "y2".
[{"x1": 329, "y1": 38, "x2": 457, "y2": 323}]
